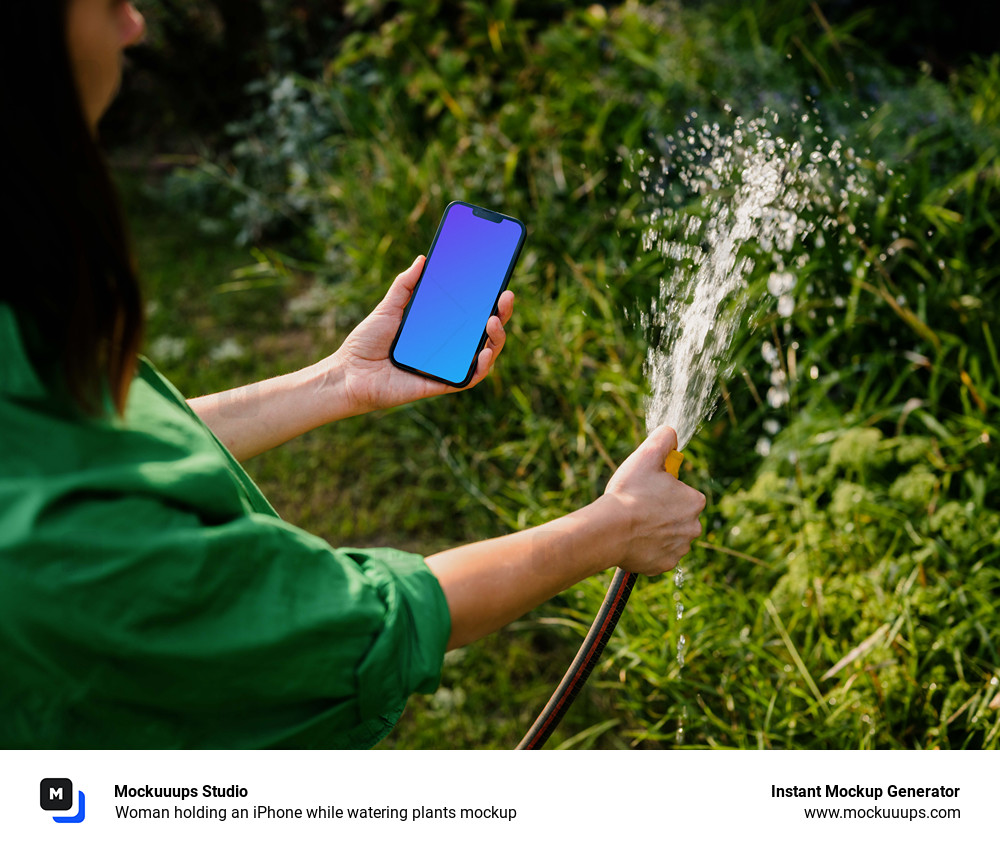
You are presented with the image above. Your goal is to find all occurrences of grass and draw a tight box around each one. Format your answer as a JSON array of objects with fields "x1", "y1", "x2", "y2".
[{"x1": 114, "y1": 0, "x2": 1000, "y2": 750}]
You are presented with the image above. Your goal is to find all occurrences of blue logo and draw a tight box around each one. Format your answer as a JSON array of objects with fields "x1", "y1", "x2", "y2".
[{"x1": 40, "y1": 779, "x2": 86, "y2": 823}]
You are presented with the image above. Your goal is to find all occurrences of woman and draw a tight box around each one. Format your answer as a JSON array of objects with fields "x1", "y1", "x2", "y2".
[{"x1": 0, "y1": 0, "x2": 706, "y2": 747}]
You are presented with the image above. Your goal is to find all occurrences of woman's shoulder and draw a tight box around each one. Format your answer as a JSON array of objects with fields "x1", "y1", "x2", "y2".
[{"x1": 0, "y1": 318, "x2": 275, "y2": 534}]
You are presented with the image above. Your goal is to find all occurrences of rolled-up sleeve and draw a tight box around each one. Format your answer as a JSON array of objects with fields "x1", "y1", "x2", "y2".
[{"x1": 0, "y1": 493, "x2": 451, "y2": 749}]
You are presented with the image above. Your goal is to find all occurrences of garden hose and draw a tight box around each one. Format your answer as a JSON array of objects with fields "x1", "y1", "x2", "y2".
[{"x1": 516, "y1": 449, "x2": 684, "y2": 749}]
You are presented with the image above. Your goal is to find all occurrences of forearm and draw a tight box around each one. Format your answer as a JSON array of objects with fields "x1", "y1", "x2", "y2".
[
  {"x1": 188, "y1": 355, "x2": 354, "y2": 461},
  {"x1": 426, "y1": 496, "x2": 628, "y2": 650}
]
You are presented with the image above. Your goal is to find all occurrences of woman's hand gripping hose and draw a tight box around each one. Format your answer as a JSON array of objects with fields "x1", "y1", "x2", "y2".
[{"x1": 517, "y1": 435, "x2": 689, "y2": 750}]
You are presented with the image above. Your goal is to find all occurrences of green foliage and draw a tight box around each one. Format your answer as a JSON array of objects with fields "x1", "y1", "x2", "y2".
[
  {"x1": 134, "y1": 1, "x2": 1000, "y2": 748},
  {"x1": 615, "y1": 415, "x2": 1000, "y2": 749}
]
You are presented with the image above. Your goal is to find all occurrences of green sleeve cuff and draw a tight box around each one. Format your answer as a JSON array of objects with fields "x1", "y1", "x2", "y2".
[{"x1": 349, "y1": 548, "x2": 451, "y2": 721}]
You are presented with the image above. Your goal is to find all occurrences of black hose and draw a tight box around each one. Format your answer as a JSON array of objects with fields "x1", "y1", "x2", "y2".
[
  {"x1": 516, "y1": 449, "x2": 684, "y2": 749},
  {"x1": 515, "y1": 567, "x2": 637, "y2": 750}
]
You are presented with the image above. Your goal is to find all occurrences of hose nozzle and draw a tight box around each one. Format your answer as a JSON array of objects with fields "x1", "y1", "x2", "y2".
[{"x1": 664, "y1": 449, "x2": 684, "y2": 478}]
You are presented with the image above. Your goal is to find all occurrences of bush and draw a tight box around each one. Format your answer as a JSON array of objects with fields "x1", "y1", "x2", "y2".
[{"x1": 145, "y1": 1, "x2": 999, "y2": 748}]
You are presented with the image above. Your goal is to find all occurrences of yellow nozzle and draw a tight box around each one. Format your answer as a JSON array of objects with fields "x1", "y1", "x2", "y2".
[{"x1": 664, "y1": 449, "x2": 684, "y2": 478}]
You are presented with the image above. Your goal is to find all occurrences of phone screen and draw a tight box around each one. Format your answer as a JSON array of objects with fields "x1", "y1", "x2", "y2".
[{"x1": 390, "y1": 202, "x2": 525, "y2": 386}]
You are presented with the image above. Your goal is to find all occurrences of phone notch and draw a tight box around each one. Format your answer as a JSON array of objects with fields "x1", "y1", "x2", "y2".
[{"x1": 472, "y1": 206, "x2": 504, "y2": 223}]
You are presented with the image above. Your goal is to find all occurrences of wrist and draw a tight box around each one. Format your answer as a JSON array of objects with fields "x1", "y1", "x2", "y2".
[
  {"x1": 299, "y1": 351, "x2": 365, "y2": 424},
  {"x1": 565, "y1": 495, "x2": 634, "y2": 577},
  {"x1": 597, "y1": 491, "x2": 637, "y2": 570}
]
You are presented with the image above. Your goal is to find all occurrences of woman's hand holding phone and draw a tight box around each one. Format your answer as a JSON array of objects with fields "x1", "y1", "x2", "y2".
[
  {"x1": 189, "y1": 256, "x2": 515, "y2": 461},
  {"x1": 191, "y1": 202, "x2": 523, "y2": 457},
  {"x1": 327, "y1": 256, "x2": 516, "y2": 417}
]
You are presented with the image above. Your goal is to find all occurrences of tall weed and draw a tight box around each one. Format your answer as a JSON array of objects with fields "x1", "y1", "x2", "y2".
[{"x1": 155, "y1": 1, "x2": 999, "y2": 748}]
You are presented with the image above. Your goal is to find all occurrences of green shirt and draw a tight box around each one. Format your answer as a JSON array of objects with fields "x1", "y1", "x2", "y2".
[{"x1": 0, "y1": 304, "x2": 451, "y2": 748}]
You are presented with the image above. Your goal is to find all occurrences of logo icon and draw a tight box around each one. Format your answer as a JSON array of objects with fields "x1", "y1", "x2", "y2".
[{"x1": 40, "y1": 779, "x2": 86, "y2": 823}]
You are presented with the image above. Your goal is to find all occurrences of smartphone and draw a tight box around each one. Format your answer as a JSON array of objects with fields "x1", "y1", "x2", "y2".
[{"x1": 389, "y1": 201, "x2": 526, "y2": 387}]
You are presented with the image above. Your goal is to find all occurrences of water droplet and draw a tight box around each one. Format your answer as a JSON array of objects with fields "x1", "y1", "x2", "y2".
[
  {"x1": 767, "y1": 385, "x2": 790, "y2": 407},
  {"x1": 767, "y1": 271, "x2": 796, "y2": 297}
]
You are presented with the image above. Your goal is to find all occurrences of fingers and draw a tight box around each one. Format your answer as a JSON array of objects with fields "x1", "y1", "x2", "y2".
[
  {"x1": 463, "y1": 291, "x2": 515, "y2": 388},
  {"x1": 393, "y1": 280, "x2": 513, "y2": 392},
  {"x1": 668, "y1": 513, "x2": 706, "y2": 570},
  {"x1": 639, "y1": 492, "x2": 706, "y2": 576},
  {"x1": 382, "y1": 256, "x2": 426, "y2": 311},
  {"x1": 485, "y1": 314, "x2": 506, "y2": 353},
  {"x1": 464, "y1": 324, "x2": 506, "y2": 389},
  {"x1": 472, "y1": 347, "x2": 495, "y2": 385},
  {"x1": 496, "y1": 290, "x2": 515, "y2": 324},
  {"x1": 486, "y1": 291, "x2": 514, "y2": 355}
]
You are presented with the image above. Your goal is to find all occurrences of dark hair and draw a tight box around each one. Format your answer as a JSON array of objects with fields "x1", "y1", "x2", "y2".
[{"x1": 1, "y1": 1, "x2": 143, "y2": 416}]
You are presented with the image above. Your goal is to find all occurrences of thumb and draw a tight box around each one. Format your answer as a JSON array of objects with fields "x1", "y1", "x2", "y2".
[
  {"x1": 382, "y1": 255, "x2": 426, "y2": 311},
  {"x1": 641, "y1": 424, "x2": 679, "y2": 469}
]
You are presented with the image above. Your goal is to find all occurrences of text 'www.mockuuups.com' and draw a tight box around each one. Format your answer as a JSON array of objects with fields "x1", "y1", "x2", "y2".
[{"x1": 772, "y1": 783, "x2": 961, "y2": 821}]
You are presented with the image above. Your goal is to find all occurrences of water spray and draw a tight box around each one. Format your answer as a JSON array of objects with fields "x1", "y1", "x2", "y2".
[{"x1": 518, "y1": 108, "x2": 870, "y2": 749}]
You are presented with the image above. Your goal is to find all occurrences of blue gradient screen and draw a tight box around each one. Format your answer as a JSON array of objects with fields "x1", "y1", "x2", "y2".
[{"x1": 391, "y1": 203, "x2": 524, "y2": 385}]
